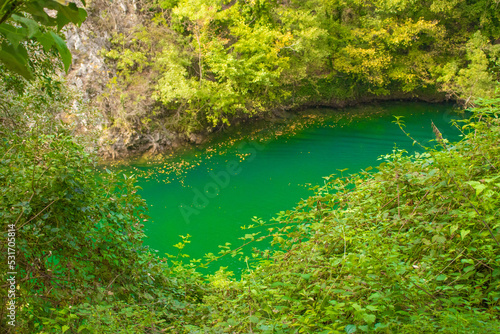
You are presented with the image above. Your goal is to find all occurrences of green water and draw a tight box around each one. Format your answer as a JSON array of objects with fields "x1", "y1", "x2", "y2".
[{"x1": 122, "y1": 102, "x2": 465, "y2": 274}]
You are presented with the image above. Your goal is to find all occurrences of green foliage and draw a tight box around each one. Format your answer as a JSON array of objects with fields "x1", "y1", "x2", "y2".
[
  {"x1": 2, "y1": 1, "x2": 500, "y2": 332},
  {"x1": 0, "y1": 75, "x2": 204, "y2": 333},
  {"x1": 98, "y1": 20, "x2": 171, "y2": 140},
  {"x1": 0, "y1": 0, "x2": 87, "y2": 79},
  {"x1": 152, "y1": 0, "x2": 297, "y2": 127},
  {"x1": 100, "y1": 0, "x2": 500, "y2": 140},
  {"x1": 4, "y1": 79, "x2": 500, "y2": 333},
  {"x1": 436, "y1": 31, "x2": 500, "y2": 105}
]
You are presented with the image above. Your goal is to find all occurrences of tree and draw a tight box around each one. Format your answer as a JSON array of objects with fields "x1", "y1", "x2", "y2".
[{"x1": 0, "y1": 0, "x2": 87, "y2": 79}]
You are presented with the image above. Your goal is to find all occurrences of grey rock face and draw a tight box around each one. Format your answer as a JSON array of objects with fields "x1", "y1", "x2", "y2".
[{"x1": 64, "y1": 0, "x2": 170, "y2": 159}]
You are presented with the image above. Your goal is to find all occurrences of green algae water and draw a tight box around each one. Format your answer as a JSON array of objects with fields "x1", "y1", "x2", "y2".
[{"x1": 120, "y1": 102, "x2": 465, "y2": 274}]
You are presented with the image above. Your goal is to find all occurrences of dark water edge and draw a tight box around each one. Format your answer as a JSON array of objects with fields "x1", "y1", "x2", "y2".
[
  {"x1": 101, "y1": 92, "x2": 452, "y2": 162},
  {"x1": 114, "y1": 101, "x2": 467, "y2": 275}
]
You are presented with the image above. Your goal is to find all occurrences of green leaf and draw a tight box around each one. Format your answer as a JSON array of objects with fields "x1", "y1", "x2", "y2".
[
  {"x1": 300, "y1": 273, "x2": 311, "y2": 280},
  {"x1": 450, "y1": 224, "x2": 459, "y2": 235},
  {"x1": 375, "y1": 323, "x2": 389, "y2": 330},
  {"x1": 43, "y1": 2, "x2": 87, "y2": 30},
  {"x1": 249, "y1": 315, "x2": 259, "y2": 323},
  {"x1": 464, "y1": 265, "x2": 475, "y2": 273},
  {"x1": 465, "y1": 181, "x2": 487, "y2": 195},
  {"x1": 11, "y1": 14, "x2": 40, "y2": 38},
  {"x1": 0, "y1": 23, "x2": 27, "y2": 46},
  {"x1": 432, "y1": 234, "x2": 446, "y2": 244},
  {"x1": 352, "y1": 303, "x2": 362, "y2": 311},
  {"x1": 358, "y1": 325, "x2": 369, "y2": 332},
  {"x1": 363, "y1": 314, "x2": 376, "y2": 324},
  {"x1": 78, "y1": 8, "x2": 88, "y2": 25},
  {"x1": 62, "y1": 325, "x2": 69, "y2": 333},
  {"x1": 345, "y1": 324, "x2": 357, "y2": 333},
  {"x1": 34, "y1": 31, "x2": 55, "y2": 52},
  {"x1": 474, "y1": 184, "x2": 486, "y2": 195},
  {"x1": 436, "y1": 274, "x2": 447, "y2": 281},
  {"x1": 0, "y1": 43, "x2": 33, "y2": 79},
  {"x1": 49, "y1": 31, "x2": 72, "y2": 72}
]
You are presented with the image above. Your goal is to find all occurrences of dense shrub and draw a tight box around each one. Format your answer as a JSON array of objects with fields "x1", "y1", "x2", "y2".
[{"x1": 0, "y1": 80, "x2": 204, "y2": 333}]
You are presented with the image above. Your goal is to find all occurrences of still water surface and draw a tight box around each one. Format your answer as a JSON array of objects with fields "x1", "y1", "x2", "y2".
[{"x1": 121, "y1": 102, "x2": 465, "y2": 274}]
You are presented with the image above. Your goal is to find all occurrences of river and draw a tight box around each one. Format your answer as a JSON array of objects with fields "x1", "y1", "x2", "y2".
[{"x1": 119, "y1": 102, "x2": 466, "y2": 274}]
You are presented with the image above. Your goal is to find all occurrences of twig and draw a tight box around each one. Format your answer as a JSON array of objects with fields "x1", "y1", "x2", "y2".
[
  {"x1": 412, "y1": 282, "x2": 435, "y2": 299},
  {"x1": 18, "y1": 198, "x2": 58, "y2": 230},
  {"x1": 106, "y1": 274, "x2": 121, "y2": 290},
  {"x1": 396, "y1": 172, "x2": 400, "y2": 220}
]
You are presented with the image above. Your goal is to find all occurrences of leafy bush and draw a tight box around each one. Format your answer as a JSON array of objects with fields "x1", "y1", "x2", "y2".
[
  {"x1": 0, "y1": 76, "x2": 204, "y2": 333},
  {"x1": 0, "y1": 0, "x2": 87, "y2": 79}
]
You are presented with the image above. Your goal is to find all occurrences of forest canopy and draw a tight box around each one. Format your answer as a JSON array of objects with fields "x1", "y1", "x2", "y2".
[{"x1": 97, "y1": 0, "x2": 500, "y2": 143}]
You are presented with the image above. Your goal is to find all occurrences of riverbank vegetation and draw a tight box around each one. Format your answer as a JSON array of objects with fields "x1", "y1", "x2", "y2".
[
  {"x1": 1, "y1": 0, "x2": 500, "y2": 333},
  {"x1": 95, "y1": 0, "x2": 500, "y2": 156}
]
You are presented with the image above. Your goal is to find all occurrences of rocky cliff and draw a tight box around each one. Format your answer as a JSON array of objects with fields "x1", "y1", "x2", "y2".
[{"x1": 64, "y1": 0, "x2": 187, "y2": 159}]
